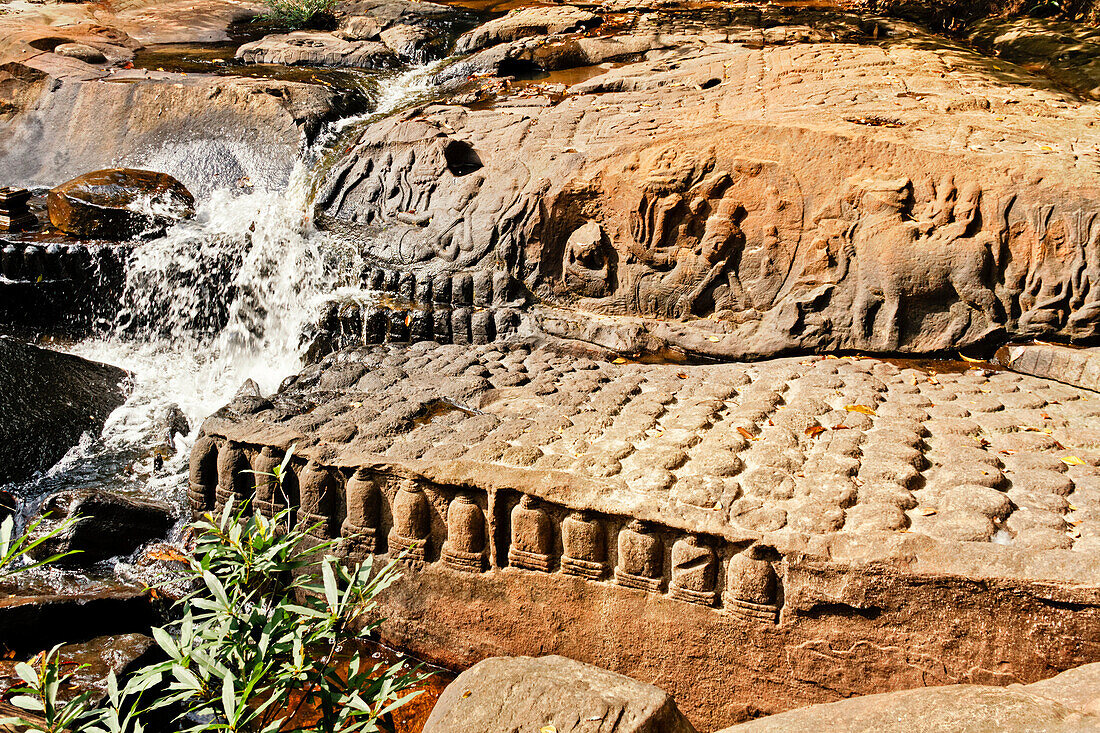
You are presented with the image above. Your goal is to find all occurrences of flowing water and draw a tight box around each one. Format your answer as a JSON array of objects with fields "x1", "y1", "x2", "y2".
[{"x1": 8, "y1": 62, "x2": 445, "y2": 524}]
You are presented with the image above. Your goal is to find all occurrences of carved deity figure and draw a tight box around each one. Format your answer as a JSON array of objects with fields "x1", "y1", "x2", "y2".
[
  {"x1": 251, "y1": 446, "x2": 282, "y2": 519},
  {"x1": 297, "y1": 461, "x2": 338, "y2": 539},
  {"x1": 614, "y1": 520, "x2": 663, "y2": 592},
  {"x1": 561, "y1": 511, "x2": 606, "y2": 580},
  {"x1": 441, "y1": 494, "x2": 486, "y2": 572},
  {"x1": 188, "y1": 435, "x2": 218, "y2": 514},
  {"x1": 508, "y1": 495, "x2": 554, "y2": 572},
  {"x1": 341, "y1": 468, "x2": 380, "y2": 559},
  {"x1": 563, "y1": 221, "x2": 614, "y2": 298},
  {"x1": 389, "y1": 480, "x2": 429, "y2": 561},
  {"x1": 215, "y1": 442, "x2": 249, "y2": 514},
  {"x1": 723, "y1": 545, "x2": 780, "y2": 623},
  {"x1": 669, "y1": 534, "x2": 718, "y2": 606}
]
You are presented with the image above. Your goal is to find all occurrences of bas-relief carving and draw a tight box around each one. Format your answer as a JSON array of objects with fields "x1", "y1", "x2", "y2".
[{"x1": 190, "y1": 445, "x2": 792, "y2": 622}]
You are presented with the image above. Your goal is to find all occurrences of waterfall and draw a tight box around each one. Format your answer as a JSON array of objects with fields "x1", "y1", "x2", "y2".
[{"x1": 14, "y1": 62, "x2": 445, "y2": 508}]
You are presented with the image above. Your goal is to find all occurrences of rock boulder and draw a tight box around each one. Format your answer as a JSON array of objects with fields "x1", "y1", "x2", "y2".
[
  {"x1": 423, "y1": 655, "x2": 697, "y2": 733},
  {"x1": 29, "y1": 489, "x2": 176, "y2": 566},
  {"x1": 47, "y1": 169, "x2": 195, "y2": 240},
  {"x1": 0, "y1": 338, "x2": 128, "y2": 484}
]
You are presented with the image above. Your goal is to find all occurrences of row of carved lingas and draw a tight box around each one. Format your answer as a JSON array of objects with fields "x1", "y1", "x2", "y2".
[
  {"x1": 190, "y1": 442, "x2": 781, "y2": 622},
  {"x1": 0, "y1": 242, "x2": 105, "y2": 283},
  {"x1": 325, "y1": 300, "x2": 521, "y2": 348},
  {"x1": 363, "y1": 266, "x2": 518, "y2": 309}
]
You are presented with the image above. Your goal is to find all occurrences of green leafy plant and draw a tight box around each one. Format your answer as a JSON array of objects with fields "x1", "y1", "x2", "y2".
[
  {"x1": 2, "y1": 501, "x2": 425, "y2": 733},
  {"x1": 0, "y1": 513, "x2": 80, "y2": 577},
  {"x1": 2, "y1": 646, "x2": 98, "y2": 733},
  {"x1": 258, "y1": 0, "x2": 337, "y2": 30}
]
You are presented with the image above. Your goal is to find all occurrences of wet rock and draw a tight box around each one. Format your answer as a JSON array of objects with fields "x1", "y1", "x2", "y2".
[
  {"x1": 0, "y1": 337, "x2": 128, "y2": 484},
  {"x1": 52, "y1": 43, "x2": 107, "y2": 64},
  {"x1": 0, "y1": 584, "x2": 155, "y2": 655},
  {"x1": 379, "y1": 24, "x2": 437, "y2": 59},
  {"x1": 0, "y1": 634, "x2": 156, "y2": 707},
  {"x1": 28, "y1": 489, "x2": 177, "y2": 567},
  {"x1": 715, "y1": 663, "x2": 1100, "y2": 732},
  {"x1": 455, "y1": 6, "x2": 601, "y2": 54},
  {"x1": 47, "y1": 169, "x2": 195, "y2": 240},
  {"x1": 338, "y1": 15, "x2": 385, "y2": 41},
  {"x1": 236, "y1": 31, "x2": 400, "y2": 69},
  {"x1": 423, "y1": 655, "x2": 697, "y2": 733}
]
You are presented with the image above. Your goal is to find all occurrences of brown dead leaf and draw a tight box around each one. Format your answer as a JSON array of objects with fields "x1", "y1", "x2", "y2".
[
  {"x1": 845, "y1": 404, "x2": 876, "y2": 416},
  {"x1": 805, "y1": 425, "x2": 826, "y2": 438},
  {"x1": 737, "y1": 427, "x2": 758, "y2": 441},
  {"x1": 677, "y1": 372, "x2": 688, "y2": 379},
  {"x1": 1061, "y1": 455, "x2": 1086, "y2": 466},
  {"x1": 918, "y1": 507, "x2": 936, "y2": 516}
]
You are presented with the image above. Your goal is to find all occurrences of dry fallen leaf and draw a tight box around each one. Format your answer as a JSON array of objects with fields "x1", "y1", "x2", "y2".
[
  {"x1": 462, "y1": 690, "x2": 473, "y2": 699},
  {"x1": 612, "y1": 357, "x2": 627, "y2": 364},
  {"x1": 677, "y1": 372, "x2": 688, "y2": 379},
  {"x1": 737, "y1": 427, "x2": 758, "y2": 441},
  {"x1": 845, "y1": 404, "x2": 876, "y2": 416},
  {"x1": 959, "y1": 353, "x2": 983, "y2": 363},
  {"x1": 541, "y1": 727, "x2": 558, "y2": 733},
  {"x1": 1061, "y1": 455, "x2": 1086, "y2": 466},
  {"x1": 805, "y1": 425, "x2": 826, "y2": 437},
  {"x1": 707, "y1": 335, "x2": 720, "y2": 342},
  {"x1": 918, "y1": 507, "x2": 937, "y2": 516}
]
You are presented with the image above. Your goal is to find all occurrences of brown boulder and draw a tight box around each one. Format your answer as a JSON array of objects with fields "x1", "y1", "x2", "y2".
[
  {"x1": 47, "y1": 168, "x2": 194, "y2": 240},
  {"x1": 423, "y1": 655, "x2": 697, "y2": 733}
]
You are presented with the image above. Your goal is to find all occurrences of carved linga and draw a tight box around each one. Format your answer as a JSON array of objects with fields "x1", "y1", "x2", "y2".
[{"x1": 189, "y1": 439, "x2": 785, "y2": 623}]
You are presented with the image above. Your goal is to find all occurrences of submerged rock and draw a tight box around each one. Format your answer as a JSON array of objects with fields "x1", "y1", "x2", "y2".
[
  {"x1": 47, "y1": 168, "x2": 195, "y2": 240},
  {"x1": 423, "y1": 655, "x2": 697, "y2": 733},
  {"x1": 0, "y1": 634, "x2": 156, "y2": 707},
  {"x1": 29, "y1": 489, "x2": 177, "y2": 566},
  {"x1": 0, "y1": 337, "x2": 129, "y2": 484},
  {"x1": 0, "y1": 584, "x2": 155, "y2": 655}
]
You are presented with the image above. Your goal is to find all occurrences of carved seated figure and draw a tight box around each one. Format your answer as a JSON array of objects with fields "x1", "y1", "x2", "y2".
[
  {"x1": 441, "y1": 494, "x2": 486, "y2": 572},
  {"x1": 723, "y1": 545, "x2": 780, "y2": 623},
  {"x1": 297, "y1": 461, "x2": 338, "y2": 539},
  {"x1": 251, "y1": 446, "x2": 282, "y2": 519},
  {"x1": 614, "y1": 520, "x2": 663, "y2": 592},
  {"x1": 188, "y1": 435, "x2": 218, "y2": 514},
  {"x1": 341, "y1": 468, "x2": 380, "y2": 559},
  {"x1": 215, "y1": 442, "x2": 249, "y2": 513},
  {"x1": 389, "y1": 480, "x2": 429, "y2": 561},
  {"x1": 561, "y1": 511, "x2": 606, "y2": 579},
  {"x1": 508, "y1": 495, "x2": 554, "y2": 572},
  {"x1": 669, "y1": 534, "x2": 718, "y2": 606}
]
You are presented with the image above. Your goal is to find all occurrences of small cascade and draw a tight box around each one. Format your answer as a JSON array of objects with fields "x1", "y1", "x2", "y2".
[{"x1": 10, "y1": 62, "x2": 448, "y2": 509}]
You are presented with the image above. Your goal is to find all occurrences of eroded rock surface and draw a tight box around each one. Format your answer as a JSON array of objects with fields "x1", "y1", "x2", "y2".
[
  {"x1": 193, "y1": 341, "x2": 1100, "y2": 728},
  {"x1": 717, "y1": 662, "x2": 1100, "y2": 732}
]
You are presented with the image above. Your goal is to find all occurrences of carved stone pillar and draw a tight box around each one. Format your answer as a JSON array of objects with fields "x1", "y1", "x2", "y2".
[
  {"x1": 297, "y1": 461, "x2": 338, "y2": 539},
  {"x1": 724, "y1": 545, "x2": 780, "y2": 623},
  {"x1": 188, "y1": 435, "x2": 218, "y2": 515},
  {"x1": 341, "y1": 468, "x2": 380, "y2": 558},
  {"x1": 389, "y1": 481, "x2": 429, "y2": 560},
  {"x1": 215, "y1": 442, "x2": 249, "y2": 513},
  {"x1": 614, "y1": 520, "x2": 663, "y2": 592},
  {"x1": 561, "y1": 511, "x2": 605, "y2": 580},
  {"x1": 441, "y1": 494, "x2": 486, "y2": 572},
  {"x1": 251, "y1": 446, "x2": 281, "y2": 518},
  {"x1": 669, "y1": 534, "x2": 717, "y2": 606},
  {"x1": 508, "y1": 495, "x2": 553, "y2": 571}
]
